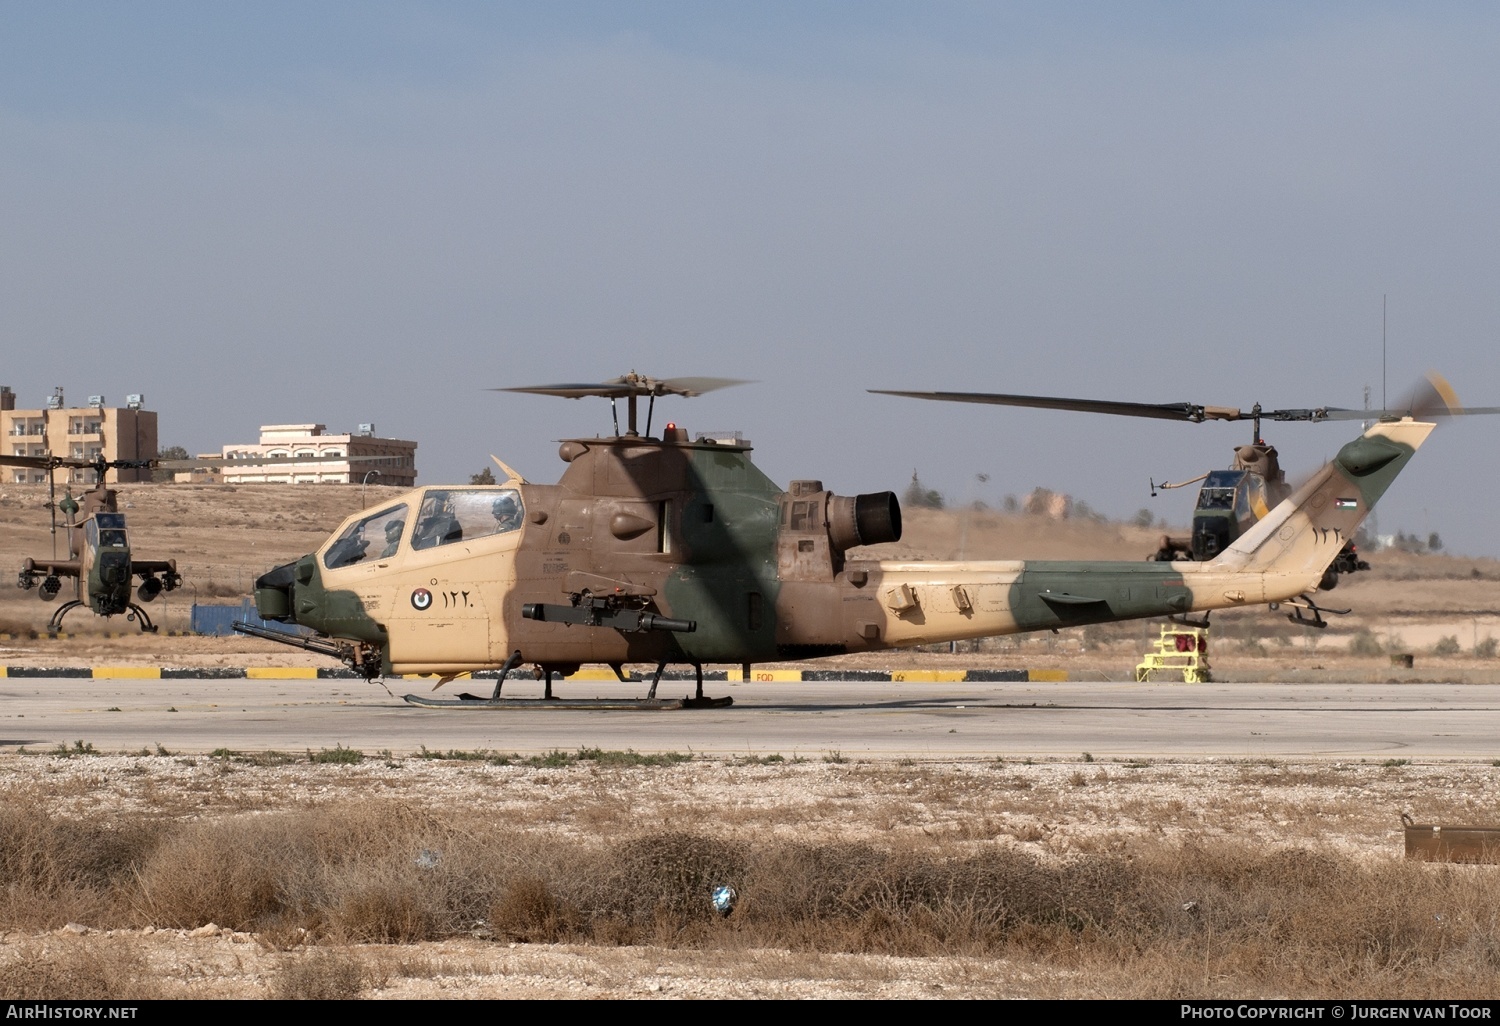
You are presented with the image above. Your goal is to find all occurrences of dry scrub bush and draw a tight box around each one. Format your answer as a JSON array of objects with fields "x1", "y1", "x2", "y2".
[
  {"x1": 8, "y1": 797, "x2": 1500, "y2": 995},
  {"x1": 133, "y1": 801, "x2": 501, "y2": 938},
  {"x1": 272, "y1": 951, "x2": 368, "y2": 1000},
  {"x1": 490, "y1": 876, "x2": 579, "y2": 943},
  {"x1": 484, "y1": 832, "x2": 744, "y2": 946},
  {"x1": 0, "y1": 796, "x2": 162, "y2": 930},
  {"x1": 0, "y1": 939, "x2": 161, "y2": 1000},
  {"x1": 1081, "y1": 841, "x2": 1500, "y2": 997}
]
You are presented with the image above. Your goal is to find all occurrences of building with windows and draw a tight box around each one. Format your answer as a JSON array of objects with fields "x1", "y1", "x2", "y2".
[
  {"x1": 0, "y1": 387, "x2": 158, "y2": 485},
  {"x1": 219, "y1": 423, "x2": 417, "y2": 486}
]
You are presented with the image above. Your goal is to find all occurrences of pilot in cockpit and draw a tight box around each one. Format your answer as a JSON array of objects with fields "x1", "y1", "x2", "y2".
[{"x1": 492, "y1": 493, "x2": 522, "y2": 532}]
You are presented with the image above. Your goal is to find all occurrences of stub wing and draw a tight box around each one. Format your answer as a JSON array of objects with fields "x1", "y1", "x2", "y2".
[{"x1": 20, "y1": 558, "x2": 81, "y2": 578}]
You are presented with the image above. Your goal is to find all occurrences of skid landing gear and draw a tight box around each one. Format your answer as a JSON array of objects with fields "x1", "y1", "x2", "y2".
[
  {"x1": 47, "y1": 600, "x2": 158, "y2": 633},
  {"x1": 401, "y1": 661, "x2": 733, "y2": 710},
  {"x1": 1274, "y1": 594, "x2": 1351, "y2": 630}
]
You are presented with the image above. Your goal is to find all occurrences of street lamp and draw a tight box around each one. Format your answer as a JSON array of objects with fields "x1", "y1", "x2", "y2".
[{"x1": 361, "y1": 470, "x2": 382, "y2": 507}]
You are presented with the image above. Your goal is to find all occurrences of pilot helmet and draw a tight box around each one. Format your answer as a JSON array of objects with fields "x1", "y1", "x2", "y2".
[
  {"x1": 385, "y1": 519, "x2": 404, "y2": 539},
  {"x1": 492, "y1": 493, "x2": 520, "y2": 522}
]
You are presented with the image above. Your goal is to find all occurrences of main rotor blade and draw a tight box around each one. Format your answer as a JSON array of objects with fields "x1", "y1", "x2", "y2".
[
  {"x1": 1, "y1": 453, "x2": 406, "y2": 472},
  {"x1": 869, "y1": 390, "x2": 1232, "y2": 422},
  {"x1": 872, "y1": 386, "x2": 1500, "y2": 425},
  {"x1": 652, "y1": 376, "x2": 751, "y2": 396},
  {"x1": 1301, "y1": 407, "x2": 1500, "y2": 422},
  {"x1": 497, "y1": 382, "x2": 639, "y2": 399},
  {"x1": 152, "y1": 453, "x2": 404, "y2": 470},
  {"x1": 1310, "y1": 372, "x2": 1500, "y2": 422},
  {"x1": 0, "y1": 454, "x2": 91, "y2": 470},
  {"x1": 498, "y1": 374, "x2": 751, "y2": 399}
]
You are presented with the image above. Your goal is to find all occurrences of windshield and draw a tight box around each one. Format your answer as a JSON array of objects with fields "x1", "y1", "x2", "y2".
[
  {"x1": 324, "y1": 504, "x2": 409, "y2": 570},
  {"x1": 1197, "y1": 470, "x2": 1247, "y2": 512},
  {"x1": 89, "y1": 513, "x2": 129, "y2": 548}
]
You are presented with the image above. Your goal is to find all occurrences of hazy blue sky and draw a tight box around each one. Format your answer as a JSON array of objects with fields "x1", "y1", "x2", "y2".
[{"x1": 3, "y1": 2, "x2": 1497, "y2": 554}]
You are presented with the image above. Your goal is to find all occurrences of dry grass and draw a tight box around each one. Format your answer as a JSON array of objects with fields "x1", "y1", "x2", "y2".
[
  {"x1": 3, "y1": 778, "x2": 1500, "y2": 998},
  {"x1": 0, "y1": 938, "x2": 163, "y2": 1000},
  {"x1": 272, "y1": 950, "x2": 369, "y2": 1000}
]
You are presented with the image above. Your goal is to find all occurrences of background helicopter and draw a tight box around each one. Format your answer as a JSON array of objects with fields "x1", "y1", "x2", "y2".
[
  {"x1": 872, "y1": 373, "x2": 1497, "y2": 594},
  {"x1": 2, "y1": 450, "x2": 403, "y2": 632},
  {"x1": 241, "y1": 373, "x2": 1432, "y2": 706}
]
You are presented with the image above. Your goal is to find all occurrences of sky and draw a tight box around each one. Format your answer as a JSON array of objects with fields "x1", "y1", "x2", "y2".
[{"x1": 3, "y1": 2, "x2": 1498, "y2": 555}]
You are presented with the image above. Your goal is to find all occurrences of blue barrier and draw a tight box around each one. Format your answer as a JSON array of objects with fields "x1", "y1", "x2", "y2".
[{"x1": 190, "y1": 600, "x2": 308, "y2": 637}]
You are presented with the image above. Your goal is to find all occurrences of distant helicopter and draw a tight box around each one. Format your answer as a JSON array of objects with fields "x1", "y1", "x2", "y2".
[
  {"x1": 240, "y1": 373, "x2": 1433, "y2": 706},
  {"x1": 872, "y1": 374, "x2": 1495, "y2": 594},
  {"x1": 3, "y1": 450, "x2": 403, "y2": 632},
  {"x1": 2, "y1": 453, "x2": 196, "y2": 631}
]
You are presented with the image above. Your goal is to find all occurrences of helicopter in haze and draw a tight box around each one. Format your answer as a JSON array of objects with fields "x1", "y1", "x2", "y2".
[
  {"x1": 238, "y1": 372, "x2": 1434, "y2": 707},
  {"x1": 872, "y1": 374, "x2": 1494, "y2": 596},
  {"x1": 3, "y1": 450, "x2": 405, "y2": 632},
  {"x1": 3, "y1": 453, "x2": 188, "y2": 631}
]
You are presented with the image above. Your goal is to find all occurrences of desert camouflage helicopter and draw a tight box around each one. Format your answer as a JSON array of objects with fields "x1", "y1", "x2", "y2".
[
  {"x1": 873, "y1": 374, "x2": 1494, "y2": 598},
  {"x1": 241, "y1": 372, "x2": 1433, "y2": 707},
  {"x1": 3, "y1": 451, "x2": 401, "y2": 632}
]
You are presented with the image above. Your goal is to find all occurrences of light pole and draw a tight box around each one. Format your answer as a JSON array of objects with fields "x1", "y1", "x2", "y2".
[{"x1": 361, "y1": 470, "x2": 382, "y2": 507}]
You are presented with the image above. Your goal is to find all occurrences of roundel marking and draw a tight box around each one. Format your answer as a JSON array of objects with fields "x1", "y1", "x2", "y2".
[{"x1": 411, "y1": 588, "x2": 433, "y2": 611}]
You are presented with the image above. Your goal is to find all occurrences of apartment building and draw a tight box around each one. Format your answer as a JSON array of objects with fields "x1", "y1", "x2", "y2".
[
  {"x1": 219, "y1": 423, "x2": 417, "y2": 486},
  {"x1": 0, "y1": 387, "x2": 157, "y2": 485}
]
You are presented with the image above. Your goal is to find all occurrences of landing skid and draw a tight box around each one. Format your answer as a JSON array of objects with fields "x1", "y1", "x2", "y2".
[
  {"x1": 1274, "y1": 594, "x2": 1352, "y2": 630},
  {"x1": 402, "y1": 693, "x2": 733, "y2": 711},
  {"x1": 47, "y1": 600, "x2": 158, "y2": 633},
  {"x1": 402, "y1": 659, "x2": 732, "y2": 711}
]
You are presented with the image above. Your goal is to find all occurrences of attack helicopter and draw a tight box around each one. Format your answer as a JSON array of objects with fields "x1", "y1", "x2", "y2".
[
  {"x1": 3, "y1": 450, "x2": 403, "y2": 632},
  {"x1": 240, "y1": 372, "x2": 1434, "y2": 707},
  {"x1": 4, "y1": 452, "x2": 188, "y2": 631},
  {"x1": 872, "y1": 374, "x2": 1495, "y2": 596}
]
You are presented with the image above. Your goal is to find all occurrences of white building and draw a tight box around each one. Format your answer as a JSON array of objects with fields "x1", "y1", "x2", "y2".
[{"x1": 219, "y1": 424, "x2": 417, "y2": 486}]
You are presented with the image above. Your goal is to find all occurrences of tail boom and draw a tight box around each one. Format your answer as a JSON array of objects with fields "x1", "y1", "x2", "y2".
[{"x1": 822, "y1": 419, "x2": 1432, "y2": 651}]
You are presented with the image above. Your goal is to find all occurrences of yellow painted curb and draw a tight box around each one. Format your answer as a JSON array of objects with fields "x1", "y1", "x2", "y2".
[
  {"x1": 402, "y1": 673, "x2": 472, "y2": 681},
  {"x1": 93, "y1": 667, "x2": 162, "y2": 679},
  {"x1": 891, "y1": 670, "x2": 967, "y2": 683},
  {"x1": 565, "y1": 669, "x2": 627, "y2": 681},
  {"x1": 1028, "y1": 669, "x2": 1069, "y2": 682},
  {"x1": 746, "y1": 669, "x2": 803, "y2": 682},
  {"x1": 0, "y1": 667, "x2": 6, "y2": 678},
  {"x1": 247, "y1": 667, "x2": 318, "y2": 679}
]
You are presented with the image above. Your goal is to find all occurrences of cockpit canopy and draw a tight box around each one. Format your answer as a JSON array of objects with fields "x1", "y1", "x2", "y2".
[
  {"x1": 323, "y1": 487, "x2": 525, "y2": 570},
  {"x1": 86, "y1": 512, "x2": 129, "y2": 550},
  {"x1": 1195, "y1": 469, "x2": 1265, "y2": 520}
]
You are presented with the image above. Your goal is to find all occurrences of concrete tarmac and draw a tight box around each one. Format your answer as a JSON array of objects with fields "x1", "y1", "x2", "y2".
[{"x1": 3, "y1": 675, "x2": 1498, "y2": 759}]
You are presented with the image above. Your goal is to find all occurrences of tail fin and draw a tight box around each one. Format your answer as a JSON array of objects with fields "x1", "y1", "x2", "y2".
[{"x1": 1208, "y1": 418, "x2": 1434, "y2": 576}]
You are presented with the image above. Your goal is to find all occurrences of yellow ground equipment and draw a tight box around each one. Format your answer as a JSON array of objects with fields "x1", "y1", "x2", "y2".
[{"x1": 1135, "y1": 624, "x2": 1211, "y2": 683}]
